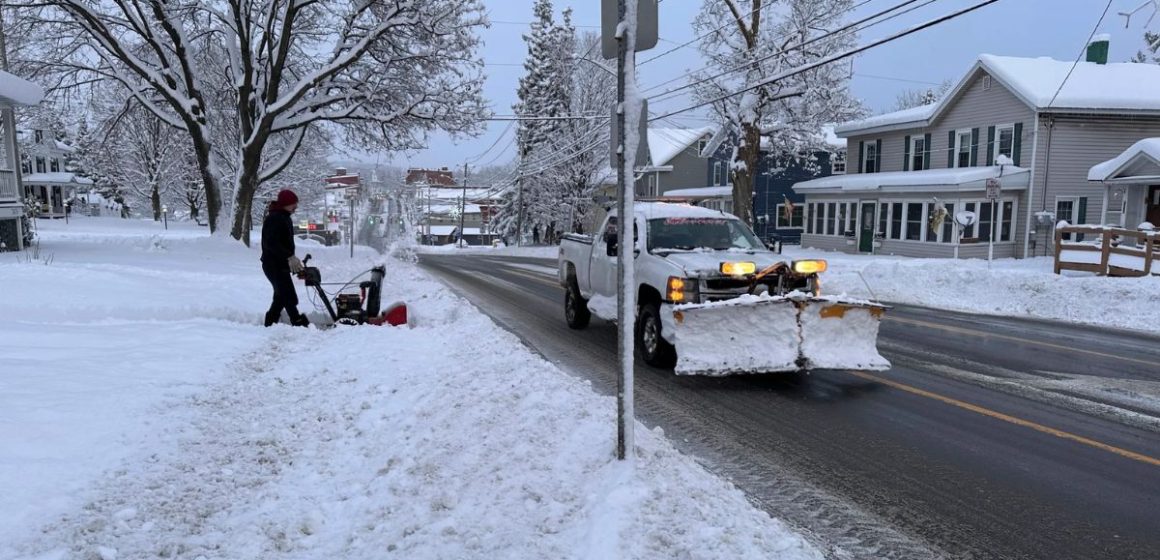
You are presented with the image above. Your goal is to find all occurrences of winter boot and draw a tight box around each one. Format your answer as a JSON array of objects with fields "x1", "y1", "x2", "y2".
[
  {"x1": 290, "y1": 315, "x2": 310, "y2": 328},
  {"x1": 263, "y1": 310, "x2": 282, "y2": 327}
]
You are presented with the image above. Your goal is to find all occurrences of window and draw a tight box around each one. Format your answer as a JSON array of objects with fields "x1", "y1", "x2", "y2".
[
  {"x1": 713, "y1": 161, "x2": 726, "y2": 186},
  {"x1": 955, "y1": 130, "x2": 972, "y2": 168},
  {"x1": 1001, "y1": 201, "x2": 1014, "y2": 241},
  {"x1": 925, "y1": 203, "x2": 942, "y2": 242},
  {"x1": 905, "y1": 203, "x2": 923, "y2": 240},
  {"x1": 50, "y1": 158, "x2": 60, "y2": 173},
  {"x1": 890, "y1": 202, "x2": 903, "y2": 240},
  {"x1": 21, "y1": 159, "x2": 31, "y2": 175},
  {"x1": 910, "y1": 136, "x2": 926, "y2": 171},
  {"x1": 1056, "y1": 197, "x2": 1078, "y2": 240},
  {"x1": 993, "y1": 124, "x2": 1014, "y2": 162},
  {"x1": 775, "y1": 204, "x2": 805, "y2": 229},
  {"x1": 962, "y1": 202, "x2": 977, "y2": 238},
  {"x1": 978, "y1": 202, "x2": 994, "y2": 241},
  {"x1": 35, "y1": 156, "x2": 46, "y2": 173},
  {"x1": 826, "y1": 203, "x2": 837, "y2": 235},
  {"x1": 697, "y1": 138, "x2": 707, "y2": 156},
  {"x1": 862, "y1": 142, "x2": 877, "y2": 173},
  {"x1": 813, "y1": 203, "x2": 825, "y2": 235},
  {"x1": 836, "y1": 203, "x2": 848, "y2": 236},
  {"x1": 831, "y1": 152, "x2": 846, "y2": 174},
  {"x1": 941, "y1": 203, "x2": 955, "y2": 243},
  {"x1": 34, "y1": 129, "x2": 43, "y2": 143},
  {"x1": 878, "y1": 203, "x2": 888, "y2": 236}
]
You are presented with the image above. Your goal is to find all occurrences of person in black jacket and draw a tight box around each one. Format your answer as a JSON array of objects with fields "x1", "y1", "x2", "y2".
[{"x1": 261, "y1": 190, "x2": 309, "y2": 327}]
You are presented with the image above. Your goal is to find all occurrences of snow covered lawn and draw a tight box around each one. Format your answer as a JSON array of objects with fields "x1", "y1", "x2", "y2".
[
  {"x1": 781, "y1": 246, "x2": 1160, "y2": 334},
  {"x1": 1, "y1": 217, "x2": 819, "y2": 560}
]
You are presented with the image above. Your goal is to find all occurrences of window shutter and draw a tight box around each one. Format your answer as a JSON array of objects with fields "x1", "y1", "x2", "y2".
[
  {"x1": 858, "y1": 141, "x2": 864, "y2": 173},
  {"x1": 947, "y1": 130, "x2": 955, "y2": 168},
  {"x1": 903, "y1": 135, "x2": 912, "y2": 171},
  {"x1": 1077, "y1": 197, "x2": 1088, "y2": 242},
  {"x1": 1012, "y1": 122, "x2": 1023, "y2": 166},
  {"x1": 875, "y1": 139, "x2": 882, "y2": 173},
  {"x1": 969, "y1": 128, "x2": 980, "y2": 166},
  {"x1": 986, "y1": 126, "x2": 996, "y2": 166},
  {"x1": 923, "y1": 133, "x2": 932, "y2": 170}
]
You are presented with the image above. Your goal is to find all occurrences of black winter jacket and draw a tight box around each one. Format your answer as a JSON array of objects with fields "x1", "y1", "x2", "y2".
[{"x1": 261, "y1": 209, "x2": 295, "y2": 268}]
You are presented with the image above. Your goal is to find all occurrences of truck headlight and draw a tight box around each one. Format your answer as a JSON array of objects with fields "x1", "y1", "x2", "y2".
[
  {"x1": 792, "y1": 259, "x2": 827, "y2": 275},
  {"x1": 720, "y1": 261, "x2": 756, "y2": 276},
  {"x1": 667, "y1": 276, "x2": 687, "y2": 302}
]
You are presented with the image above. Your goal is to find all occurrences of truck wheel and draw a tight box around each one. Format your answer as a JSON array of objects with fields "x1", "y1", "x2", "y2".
[
  {"x1": 565, "y1": 280, "x2": 591, "y2": 329},
  {"x1": 636, "y1": 301, "x2": 676, "y2": 368}
]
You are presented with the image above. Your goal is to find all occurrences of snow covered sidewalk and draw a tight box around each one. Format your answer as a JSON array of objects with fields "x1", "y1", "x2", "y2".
[{"x1": 1, "y1": 217, "x2": 819, "y2": 560}]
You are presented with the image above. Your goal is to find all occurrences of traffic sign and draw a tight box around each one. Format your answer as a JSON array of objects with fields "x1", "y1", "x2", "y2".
[
  {"x1": 601, "y1": 0, "x2": 658, "y2": 59},
  {"x1": 985, "y1": 178, "x2": 1001, "y2": 200}
]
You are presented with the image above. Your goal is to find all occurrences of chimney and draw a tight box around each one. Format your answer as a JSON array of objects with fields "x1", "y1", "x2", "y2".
[
  {"x1": 1086, "y1": 34, "x2": 1109, "y2": 65},
  {"x1": 335, "y1": 167, "x2": 348, "y2": 176}
]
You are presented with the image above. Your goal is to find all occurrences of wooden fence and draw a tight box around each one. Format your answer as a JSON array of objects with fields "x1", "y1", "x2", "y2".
[{"x1": 1054, "y1": 225, "x2": 1157, "y2": 276}]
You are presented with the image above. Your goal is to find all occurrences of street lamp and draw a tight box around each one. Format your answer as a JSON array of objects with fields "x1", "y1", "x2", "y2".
[{"x1": 162, "y1": 205, "x2": 168, "y2": 230}]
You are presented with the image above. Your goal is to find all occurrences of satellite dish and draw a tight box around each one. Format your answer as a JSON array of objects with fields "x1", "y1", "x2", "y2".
[{"x1": 954, "y1": 211, "x2": 977, "y2": 227}]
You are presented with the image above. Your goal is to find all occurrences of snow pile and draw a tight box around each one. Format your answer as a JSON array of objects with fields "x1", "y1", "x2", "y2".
[
  {"x1": 2, "y1": 216, "x2": 821, "y2": 560},
  {"x1": 782, "y1": 247, "x2": 1160, "y2": 333},
  {"x1": 417, "y1": 243, "x2": 560, "y2": 259}
]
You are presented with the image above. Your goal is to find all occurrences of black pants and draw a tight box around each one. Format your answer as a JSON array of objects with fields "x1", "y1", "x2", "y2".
[{"x1": 263, "y1": 262, "x2": 304, "y2": 326}]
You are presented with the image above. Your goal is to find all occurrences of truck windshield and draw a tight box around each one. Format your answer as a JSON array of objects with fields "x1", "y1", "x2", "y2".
[{"x1": 647, "y1": 217, "x2": 764, "y2": 252}]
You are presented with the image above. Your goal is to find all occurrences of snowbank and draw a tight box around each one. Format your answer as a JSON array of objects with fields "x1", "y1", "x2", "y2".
[
  {"x1": 2, "y1": 216, "x2": 820, "y2": 560},
  {"x1": 417, "y1": 243, "x2": 560, "y2": 259},
  {"x1": 782, "y1": 246, "x2": 1160, "y2": 333}
]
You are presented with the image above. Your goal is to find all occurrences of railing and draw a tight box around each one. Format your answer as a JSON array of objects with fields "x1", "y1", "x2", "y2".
[
  {"x1": 1055, "y1": 225, "x2": 1157, "y2": 277},
  {"x1": 0, "y1": 169, "x2": 16, "y2": 201}
]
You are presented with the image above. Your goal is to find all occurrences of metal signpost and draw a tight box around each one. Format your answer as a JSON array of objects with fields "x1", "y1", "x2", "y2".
[
  {"x1": 602, "y1": 0, "x2": 656, "y2": 461},
  {"x1": 347, "y1": 186, "x2": 359, "y2": 258},
  {"x1": 986, "y1": 177, "x2": 1000, "y2": 265}
]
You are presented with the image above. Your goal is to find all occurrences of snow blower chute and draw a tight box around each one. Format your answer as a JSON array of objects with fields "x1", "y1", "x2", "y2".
[
  {"x1": 297, "y1": 254, "x2": 407, "y2": 327},
  {"x1": 661, "y1": 293, "x2": 889, "y2": 376}
]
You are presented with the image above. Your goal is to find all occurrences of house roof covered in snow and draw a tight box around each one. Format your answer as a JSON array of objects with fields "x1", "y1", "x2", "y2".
[
  {"x1": 1088, "y1": 138, "x2": 1160, "y2": 182},
  {"x1": 647, "y1": 127, "x2": 713, "y2": 167},
  {"x1": 23, "y1": 172, "x2": 94, "y2": 186},
  {"x1": 792, "y1": 165, "x2": 1029, "y2": 194},
  {"x1": 405, "y1": 167, "x2": 456, "y2": 187},
  {"x1": 836, "y1": 54, "x2": 1160, "y2": 136},
  {"x1": 0, "y1": 71, "x2": 44, "y2": 106}
]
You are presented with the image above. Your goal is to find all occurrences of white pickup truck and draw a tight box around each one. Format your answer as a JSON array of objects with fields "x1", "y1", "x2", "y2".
[{"x1": 558, "y1": 202, "x2": 888, "y2": 375}]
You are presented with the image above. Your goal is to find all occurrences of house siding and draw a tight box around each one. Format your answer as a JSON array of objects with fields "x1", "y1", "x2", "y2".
[
  {"x1": 655, "y1": 147, "x2": 710, "y2": 194},
  {"x1": 1026, "y1": 114, "x2": 1160, "y2": 257}
]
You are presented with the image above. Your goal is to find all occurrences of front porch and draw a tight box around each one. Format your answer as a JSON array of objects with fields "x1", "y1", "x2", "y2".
[
  {"x1": 1088, "y1": 138, "x2": 1160, "y2": 232},
  {"x1": 792, "y1": 165, "x2": 1030, "y2": 259},
  {"x1": 23, "y1": 172, "x2": 94, "y2": 218}
]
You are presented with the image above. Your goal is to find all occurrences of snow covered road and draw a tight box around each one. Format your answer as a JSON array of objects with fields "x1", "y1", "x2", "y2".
[{"x1": 1, "y1": 218, "x2": 822, "y2": 560}]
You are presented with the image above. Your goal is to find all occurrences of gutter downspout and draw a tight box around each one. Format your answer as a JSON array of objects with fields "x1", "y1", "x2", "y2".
[
  {"x1": 1039, "y1": 116, "x2": 1056, "y2": 256},
  {"x1": 1023, "y1": 112, "x2": 1041, "y2": 259}
]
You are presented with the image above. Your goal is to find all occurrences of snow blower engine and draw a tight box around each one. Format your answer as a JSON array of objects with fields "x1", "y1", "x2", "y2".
[{"x1": 297, "y1": 254, "x2": 407, "y2": 327}]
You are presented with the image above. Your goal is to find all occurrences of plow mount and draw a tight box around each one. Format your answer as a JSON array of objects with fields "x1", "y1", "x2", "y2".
[{"x1": 661, "y1": 293, "x2": 889, "y2": 375}]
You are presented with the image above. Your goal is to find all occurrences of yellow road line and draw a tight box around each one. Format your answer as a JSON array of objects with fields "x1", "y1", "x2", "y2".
[
  {"x1": 847, "y1": 370, "x2": 1160, "y2": 468},
  {"x1": 886, "y1": 315, "x2": 1158, "y2": 368}
]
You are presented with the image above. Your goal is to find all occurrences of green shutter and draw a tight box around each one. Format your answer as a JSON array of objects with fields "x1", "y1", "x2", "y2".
[
  {"x1": 903, "y1": 135, "x2": 911, "y2": 171},
  {"x1": 986, "y1": 126, "x2": 996, "y2": 166},
  {"x1": 947, "y1": 130, "x2": 955, "y2": 167},
  {"x1": 1077, "y1": 197, "x2": 1088, "y2": 242},
  {"x1": 1012, "y1": 122, "x2": 1023, "y2": 166},
  {"x1": 875, "y1": 139, "x2": 882, "y2": 173},
  {"x1": 858, "y1": 141, "x2": 864, "y2": 173},
  {"x1": 969, "y1": 128, "x2": 980, "y2": 166},
  {"x1": 923, "y1": 133, "x2": 932, "y2": 170}
]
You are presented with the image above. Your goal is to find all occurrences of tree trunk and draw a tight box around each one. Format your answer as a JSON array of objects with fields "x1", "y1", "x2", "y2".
[
  {"x1": 188, "y1": 133, "x2": 222, "y2": 234},
  {"x1": 230, "y1": 147, "x2": 264, "y2": 246},
  {"x1": 731, "y1": 121, "x2": 761, "y2": 227},
  {"x1": 151, "y1": 185, "x2": 161, "y2": 221}
]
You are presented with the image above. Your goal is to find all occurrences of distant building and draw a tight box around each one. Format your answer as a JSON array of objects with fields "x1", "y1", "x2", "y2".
[{"x1": 19, "y1": 129, "x2": 92, "y2": 219}]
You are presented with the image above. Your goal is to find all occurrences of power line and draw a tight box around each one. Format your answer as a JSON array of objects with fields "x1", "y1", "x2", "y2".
[
  {"x1": 648, "y1": 0, "x2": 1003, "y2": 123},
  {"x1": 1046, "y1": 0, "x2": 1114, "y2": 109},
  {"x1": 644, "y1": 0, "x2": 939, "y2": 106},
  {"x1": 467, "y1": 121, "x2": 515, "y2": 164}
]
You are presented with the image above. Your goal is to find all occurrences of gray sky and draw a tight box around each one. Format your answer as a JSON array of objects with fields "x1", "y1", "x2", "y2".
[{"x1": 394, "y1": 0, "x2": 1152, "y2": 170}]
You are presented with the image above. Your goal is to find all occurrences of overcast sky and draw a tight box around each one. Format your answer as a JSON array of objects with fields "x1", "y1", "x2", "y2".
[{"x1": 387, "y1": 0, "x2": 1152, "y2": 170}]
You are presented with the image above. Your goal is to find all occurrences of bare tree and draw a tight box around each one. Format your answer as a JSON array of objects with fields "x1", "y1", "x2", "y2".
[
  {"x1": 693, "y1": 0, "x2": 864, "y2": 226},
  {"x1": 22, "y1": 0, "x2": 489, "y2": 244}
]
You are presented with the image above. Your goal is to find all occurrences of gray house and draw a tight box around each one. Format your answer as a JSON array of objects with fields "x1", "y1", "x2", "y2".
[
  {"x1": 0, "y1": 70, "x2": 44, "y2": 251},
  {"x1": 793, "y1": 36, "x2": 1160, "y2": 259}
]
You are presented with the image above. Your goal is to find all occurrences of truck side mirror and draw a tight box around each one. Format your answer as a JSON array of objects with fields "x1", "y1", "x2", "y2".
[{"x1": 604, "y1": 232, "x2": 618, "y2": 256}]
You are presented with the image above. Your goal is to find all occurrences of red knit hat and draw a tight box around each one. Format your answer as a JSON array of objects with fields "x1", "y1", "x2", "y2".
[{"x1": 275, "y1": 189, "x2": 298, "y2": 207}]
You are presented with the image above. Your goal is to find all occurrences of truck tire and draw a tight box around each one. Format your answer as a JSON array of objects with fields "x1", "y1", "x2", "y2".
[
  {"x1": 565, "y1": 279, "x2": 591, "y2": 329},
  {"x1": 636, "y1": 301, "x2": 677, "y2": 368}
]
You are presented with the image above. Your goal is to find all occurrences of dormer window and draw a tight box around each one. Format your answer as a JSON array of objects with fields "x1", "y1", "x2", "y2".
[
  {"x1": 35, "y1": 156, "x2": 46, "y2": 173},
  {"x1": 50, "y1": 158, "x2": 60, "y2": 173},
  {"x1": 34, "y1": 130, "x2": 43, "y2": 143}
]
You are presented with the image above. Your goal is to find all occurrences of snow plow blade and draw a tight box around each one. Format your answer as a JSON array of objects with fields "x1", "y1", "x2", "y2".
[{"x1": 663, "y1": 295, "x2": 890, "y2": 375}]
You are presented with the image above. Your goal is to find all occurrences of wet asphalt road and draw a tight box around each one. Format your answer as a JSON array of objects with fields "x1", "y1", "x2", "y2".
[{"x1": 419, "y1": 253, "x2": 1160, "y2": 560}]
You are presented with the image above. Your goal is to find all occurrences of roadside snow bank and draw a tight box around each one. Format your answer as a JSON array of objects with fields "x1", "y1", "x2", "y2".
[
  {"x1": 417, "y1": 242, "x2": 559, "y2": 259},
  {"x1": 784, "y1": 247, "x2": 1160, "y2": 333},
  {"x1": 4, "y1": 217, "x2": 820, "y2": 560}
]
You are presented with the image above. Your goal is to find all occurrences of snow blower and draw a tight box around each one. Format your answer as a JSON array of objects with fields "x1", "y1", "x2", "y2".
[{"x1": 297, "y1": 254, "x2": 407, "y2": 327}]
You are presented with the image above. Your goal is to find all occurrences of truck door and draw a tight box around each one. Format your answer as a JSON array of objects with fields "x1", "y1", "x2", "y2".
[{"x1": 591, "y1": 216, "x2": 618, "y2": 298}]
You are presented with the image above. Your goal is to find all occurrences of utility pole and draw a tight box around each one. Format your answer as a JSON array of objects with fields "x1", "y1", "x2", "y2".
[
  {"x1": 459, "y1": 163, "x2": 468, "y2": 247},
  {"x1": 515, "y1": 159, "x2": 524, "y2": 247},
  {"x1": 349, "y1": 193, "x2": 355, "y2": 258}
]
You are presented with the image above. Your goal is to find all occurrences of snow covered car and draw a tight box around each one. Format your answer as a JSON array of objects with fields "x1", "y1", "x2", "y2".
[{"x1": 558, "y1": 202, "x2": 889, "y2": 375}]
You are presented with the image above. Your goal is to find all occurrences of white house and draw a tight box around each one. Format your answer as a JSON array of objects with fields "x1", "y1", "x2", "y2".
[
  {"x1": 20, "y1": 128, "x2": 92, "y2": 219},
  {"x1": 0, "y1": 70, "x2": 45, "y2": 251}
]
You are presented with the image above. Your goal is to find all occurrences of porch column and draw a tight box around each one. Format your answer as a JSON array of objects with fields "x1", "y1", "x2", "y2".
[{"x1": 1099, "y1": 184, "x2": 1109, "y2": 227}]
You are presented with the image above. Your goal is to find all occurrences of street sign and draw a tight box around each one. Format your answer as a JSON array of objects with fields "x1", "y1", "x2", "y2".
[
  {"x1": 985, "y1": 178, "x2": 1001, "y2": 200},
  {"x1": 601, "y1": 0, "x2": 658, "y2": 59},
  {"x1": 345, "y1": 186, "x2": 360, "y2": 198}
]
